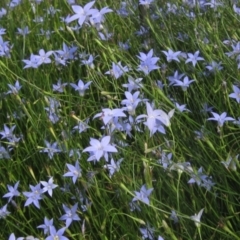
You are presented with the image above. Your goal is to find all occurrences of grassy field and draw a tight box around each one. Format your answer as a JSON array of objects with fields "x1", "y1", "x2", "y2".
[{"x1": 0, "y1": 0, "x2": 240, "y2": 239}]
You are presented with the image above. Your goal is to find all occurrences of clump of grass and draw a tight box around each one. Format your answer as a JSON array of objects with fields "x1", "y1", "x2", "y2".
[{"x1": 0, "y1": 0, "x2": 240, "y2": 239}]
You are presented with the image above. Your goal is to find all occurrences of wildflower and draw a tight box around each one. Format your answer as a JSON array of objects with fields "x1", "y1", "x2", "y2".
[
  {"x1": 185, "y1": 50, "x2": 204, "y2": 67},
  {"x1": 36, "y1": 49, "x2": 53, "y2": 65},
  {"x1": 205, "y1": 61, "x2": 223, "y2": 73},
  {"x1": 63, "y1": 161, "x2": 82, "y2": 184},
  {"x1": 0, "y1": 27, "x2": 6, "y2": 35},
  {"x1": 157, "y1": 152, "x2": 173, "y2": 169},
  {"x1": 44, "y1": 97, "x2": 61, "y2": 124},
  {"x1": 156, "y1": 80, "x2": 165, "y2": 89},
  {"x1": 139, "y1": 0, "x2": 154, "y2": 5},
  {"x1": 94, "y1": 108, "x2": 126, "y2": 125},
  {"x1": 105, "y1": 61, "x2": 130, "y2": 79},
  {"x1": 45, "y1": 226, "x2": 69, "y2": 240},
  {"x1": 170, "y1": 210, "x2": 179, "y2": 223},
  {"x1": 169, "y1": 162, "x2": 193, "y2": 175},
  {"x1": 59, "y1": 203, "x2": 81, "y2": 227},
  {"x1": 0, "y1": 204, "x2": 10, "y2": 219},
  {"x1": 53, "y1": 52, "x2": 66, "y2": 66},
  {"x1": 55, "y1": 42, "x2": 77, "y2": 61},
  {"x1": 81, "y1": 54, "x2": 96, "y2": 68},
  {"x1": 122, "y1": 76, "x2": 143, "y2": 92},
  {"x1": 188, "y1": 167, "x2": 206, "y2": 185},
  {"x1": 207, "y1": 112, "x2": 235, "y2": 127},
  {"x1": 83, "y1": 136, "x2": 117, "y2": 162},
  {"x1": 135, "y1": 26, "x2": 149, "y2": 36},
  {"x1": 72, "y1": 118, "x2": 90, "y2": 133},
  {"x1": 3, "y1": 181, "x2": 20, "y2": 202},
  {"x1": 0, "y1": 35, "x2": 12, "y2": 57},
  {"x1": 204, "y1": 0, "x2": 223, "y2": 10},
  {"x1": 121, "y1": 91, "x2": 141, "y2": 115},
  {"x1": 190, "y1": 208, "x2": 204, "y2": 228},
  {"x1": 0, "y1": 8, "x2": 7, "y2": 18},
  {"x1": 46, "y1": 6, "x2": 60, "y2": 16},
  {"x1": 23, "y1": 184, "x2": 43, "y2": 209},
  {"x1": 175, "y1": 102, "x2": 190, "y2": 112},
  {"x1": 139, "y1": 223, "x2": 154, "y2": 239},
  {"x1": 70, "y1": 79, "x2": 92, "y2": 96},
  {"x1": 0, "y1": 124, "x2": 16, "y2": 139},
  {"x1": 116, "y1": 2, "x2": 131, "y2": 17},
  {"x1": 8, "y1": 233, "x2": 22, "y2": 240},
  {"x1": 52, "y1": 79, "x2": 67, "y2": 93},
  {"x1": 0, "y1": 145, "x2": 10, "y2": 159},
  {"x1": 234, "y1": 4, "x2": 240, "y2": 15},
  {"x1": 98, "y1": 31, "x2": 113, "y2": 41},
  {"x1": 67, "y1": 1, "x2": 97, "y2": 26},
  {"x1": 40, "y1": 140, "x2": 61, "y2": 159},
  {"x1": 162, "y1": 49, "x2": 181, "y2": 62},
  {"x1": 6, "y1": 80, "x2": 22, "y2": 94},
  {"x1": 167, "y1": 70, "x2": 185, "y2": 86},
  {"x1": 37, "y1": 217, "x2": 54, "y2": 235},
  {"x1": 137, "y1": 49, "x2": 159, "y2": 75},
  {"x1": 229, "y1": 85, "x2": 240, "y2": 103},
  {"x1": 89, "y1": 6, "x2": 113, "y2": 26},
  {"x1": 22, "y1": 54, "x2": 40, "y2": 69},
  {"x1": 40, "y1": 177, "x2": 58, "y2": 197},
  {"x1": 137, "y1": 102, "x2": 174, "y2": 135},
  {"x1": 118, "y1": 40, "x2": 130, "y2": 50},
  {"x1": 173, "y1": 76, "x2": 195, "y2": 91},
  {"x1": 221, "y1": 155, "x2": 238, "y2": 171},
  {"x1": 201, "y1": 103, "x2": 213, "y2": 113},
  {"x1": 104, "y1": 158, "x2": 123, "y2": 177},
  {"x1": 225, "y1": 41, "x2": 240, "y2": 58},
  {"x1": 132, "y1": 184, "x2": 153, "y2": 205}
]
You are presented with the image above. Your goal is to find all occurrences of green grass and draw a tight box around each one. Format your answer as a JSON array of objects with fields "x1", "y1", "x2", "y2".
[{"x1": 0, "y1": 0, "x2": 240, "y2": 239}]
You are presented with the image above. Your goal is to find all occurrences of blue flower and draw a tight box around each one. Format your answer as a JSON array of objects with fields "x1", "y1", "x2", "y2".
[
  {"x1": 59, "y1": 203, "x2": 81, "y2": 227},
  {"x1": 83, "y1": 136, "x2": 118, "y2": 162},
  {"x1": 70, "y1": 80, "x2": 92, "y2": 96},
  {"x1": 52, "y1": 79, "x2": 67, "y2": 93},
  {"x1": 67, "y1": 1, "x2": 97, "y2": 26},
  {"x1": 46, "y1": 226, "x2": 69, "y2": 240},
  {"x1": 229, "y1": 85, "x2": 240, "y2": 103},
  {"x1": 0, "y1": 204, "x2": 10, "y2": 219},
  {"x1": 207, "y1": 112, "x2": 235, "y2": 127},
  {"x1": 122, "y1": 76, "x2": 143, "y2": 92},
  {"x1": 105, "y1": 61, "x2": 130, "y2": 79},
  {"x1": 185, "y1": 50, "x2": 204, "y2": 67},
  {"x1": 132, "y1": 184, "x2": 153, "y2": 205},
  {"x1": 104, "y1": 158, "x2": 123, "y2": 177},
  {"x1": 22, "y1": 54, "x2": 41, "y2": 69},
  {"x1": 37, "y1": 217, "x2": 54, "y2": 235},
  {"x1": 3, "y1": 181, "x2": 20, "y2": 202},
  {"x1": 23, "y1": 184, "x2": 43, "y2": 209},
  {"x1": 0, "y1": 124, "x2": 16, "y2": 140},
  {"x1": 40, "y1": 177, "x2": 58, "y2": 197},
  {"x1": 63, "y1": 160, "x2": 82, "y2": 184},
  {"x1": 137, "y1": 49, "x2": 159, "y2": 75},
  {"x1": 94, "y1": 108, "x2": 126, "y2": 125},
  {"x1": 162, "y1": 49, "x2": 181, "y2": 62},
  {"x1": 140, "y1": 223, "x2": 155, "y2": 239},
  {"x1": 121, "y1": 91, "x2": 141, "y2": 115},
  {"x1": 190, "y1": 208, "x2": 204, "y2": 228},
  {"x1": 173, "y1": 76, "x2": 195, "y2": 91},
  {"x1": 40, "y1": 140, "x2": 61, "y2": 159},
  {"x1": 6, "y1": 80, "x2": 22, "y2": 94}
]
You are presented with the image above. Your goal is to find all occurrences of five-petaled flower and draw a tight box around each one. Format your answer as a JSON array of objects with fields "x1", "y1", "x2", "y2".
[
  {"x1": 207, "y1": 112, "x2": 235, "y2": 127},
  {"x1": 132, "y1": 184, "x2": 153, "y2": 205},
  {"x1": 83, "y1": 136, "x2": 117, "y2": 162}
]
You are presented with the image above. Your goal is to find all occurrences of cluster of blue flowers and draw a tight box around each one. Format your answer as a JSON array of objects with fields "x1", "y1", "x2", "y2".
[{"x1": 0, "y1": 0, "x2": 240, "y2": 239}]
